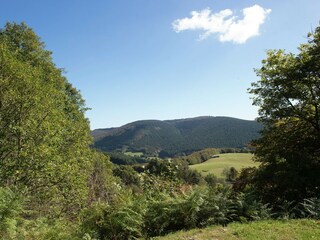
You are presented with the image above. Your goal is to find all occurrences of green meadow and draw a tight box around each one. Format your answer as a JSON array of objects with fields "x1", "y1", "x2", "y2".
[
  {"x1": 189, "y1": 153, "x2": 259, "y2": 178},
  {"x1": 154, "y1": 219, "x2": 320, "y2": 240}
]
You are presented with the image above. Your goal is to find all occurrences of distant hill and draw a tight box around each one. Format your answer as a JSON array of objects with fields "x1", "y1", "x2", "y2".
[{"x1": 92, "y1": 116, "x2": 262, "y2": 155}]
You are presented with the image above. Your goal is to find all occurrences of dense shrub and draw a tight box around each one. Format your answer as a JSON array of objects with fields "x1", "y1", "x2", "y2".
[
  {"x1": 223, "y1": 167, "x2": 239, "y2": 182},
  {"x1": 232, "y1": 192, "x2": 271, "y2": 222},
  {"x1": 80, "y1": 198, "x2": 145, "y2": 240},
  {"x1": 0, "y1": 188, "x2": 78, "y2": 240},
  {"x1": 204, "y1": 173, "x2": 219, "y2": 187},
  {"x1": 17, "y1": 218, "x2": 78, "y2": 240},
  {"x1": 87, "y1": 152, "x2": 121, "y2": 205},
  {"x1": 144, "y1": 191, "x2": 204, "y2": 237},
  {"x1": 0, "y1": 187, "x2": 22, "y2": 239},
  {"x1": 113, "y1": 165, "x2": 141, "y2": 186},
  {"x1": 144, "y1": 159, "x2": 204, "y2": 185},
  {"x1": 300, "y1": 198, "x2": 320, "y2": 219},
  {"x1": 143, "y1": 186, "x2": 246, "y2": 237},
  {"x1": 176, "y1": 162, "x2": 204, "y2": 185},
  {"x1": 197, "y1": 186, "x2": 235, "y2": 227}
]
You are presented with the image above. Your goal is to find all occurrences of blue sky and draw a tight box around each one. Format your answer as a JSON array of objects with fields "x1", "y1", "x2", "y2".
[{"x1": 1, "y1": 0, "x2": 320, "y2": 129}]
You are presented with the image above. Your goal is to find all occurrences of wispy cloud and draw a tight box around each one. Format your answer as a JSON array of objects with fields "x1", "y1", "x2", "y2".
[{"x1": 172, "y1": 5, "x2": 271, "y2": 44}]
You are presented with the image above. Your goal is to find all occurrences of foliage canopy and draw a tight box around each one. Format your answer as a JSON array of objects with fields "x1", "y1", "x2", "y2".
[
  {"x1": 248, "y1": 25, "x2": 320, "y2": 203},
  {"x1": 0, "y1": 22, "x2": 93, "y2": 213}
]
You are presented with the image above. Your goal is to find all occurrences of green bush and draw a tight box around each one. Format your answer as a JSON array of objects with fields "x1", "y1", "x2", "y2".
[
  {"x1": 197, "y1": 186, "x2": 235, "y2": 226},
  {"x1": 144, "y1": 191, "x2": 204, "y2": 237},
  {"x1": 17, "y1": 218, "x2": 78, "y2": 240},
  {"x1": 232, "y1": 192, "x2": 271, "y2": 222},
  {"x1": 204, "y1": 173, "x2": 219, "y2": 187},
  {"x1": 113, "y1": 165, "x2": 141, "y2": 186},
  {"x1": 0, "y1": 187, "x2": 22, "y2": 239},
  {"x1": 80, "y1": 199, "x2": 144, "y2": 240},
  {"x1": 272, "y1": 200, "x2": 301, "y2": 220},
  {"x1": 222, "y1": 167, "x2": 239, "y2": 182},
  {"x1": 144, "y1": 186, "x2": 242, "y2": 237},
  {"x1": 301, "y1": 198, "x2": 320, "y2": 219}
]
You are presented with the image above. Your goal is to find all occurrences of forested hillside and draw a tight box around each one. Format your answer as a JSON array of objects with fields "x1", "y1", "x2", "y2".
[{"x1": 92, "y1": 116, "x2": 262, "y2": 155}]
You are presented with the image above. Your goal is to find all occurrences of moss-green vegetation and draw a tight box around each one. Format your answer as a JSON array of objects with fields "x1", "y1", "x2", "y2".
[
  {"x1": 190, "y1": 153, "x2": 259, "y2": 178},
  {"x1": 154, "y1": 219, "x2": 320, "y2": 240}
]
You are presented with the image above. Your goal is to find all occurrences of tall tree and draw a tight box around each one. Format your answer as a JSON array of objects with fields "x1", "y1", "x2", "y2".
[
  {"x1": 0, "y1": 23, "x2": 93, "y2": 214},
  {"x1": 248, "y1": 25, "x2": 320, "y2": 204}
]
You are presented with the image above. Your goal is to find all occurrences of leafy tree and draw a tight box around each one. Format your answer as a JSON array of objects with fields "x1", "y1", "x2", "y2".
[
  {"x1": 113, "y1": 165, "x2": 141, "y2": 186},
  {"x1": 0, "y1": 22, "x2": 93, "y2": 215},
  {"x1": 233, "y1": 167, "x2": 257, "y2": 193},
  {"x1": 146, "y1": 159, "x2": 178, "y2": 179},
  {"x1": 248, "y1": 25, "x2": 320, "y2": 204},
  {"x1": 223, "y1": 167, "x2": 238, "y2": 182},
  {"x1": 204, "y1": 173, "x2": 218, "y2": 187},
  {"x1": 175, "y1": 161, "x2": 203, "y2": 185}
]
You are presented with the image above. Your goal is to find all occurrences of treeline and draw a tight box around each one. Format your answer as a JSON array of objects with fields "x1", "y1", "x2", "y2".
[
  {"x1": 104, "y1": 147, "x2": 250, "y2": 166},
  {"x1": 106, "y1": 151, "x2": 149, "y2": 165}
]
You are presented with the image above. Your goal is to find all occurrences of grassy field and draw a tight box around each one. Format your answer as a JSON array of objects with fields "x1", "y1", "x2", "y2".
[
  {"x1": 189, "y1": 153, "x2": 259, "y2": 178},
  {"x1": 153, "y1": 219, "x2": 320, "y2": 240}
]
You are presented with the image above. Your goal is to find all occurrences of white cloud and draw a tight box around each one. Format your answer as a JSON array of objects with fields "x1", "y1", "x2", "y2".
[{"x1": 172, "y1": 5, "x2": 271, "y2": 44}]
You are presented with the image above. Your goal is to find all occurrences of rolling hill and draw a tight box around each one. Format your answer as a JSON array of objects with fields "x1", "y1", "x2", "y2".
[{"x1": 92, "y1": 116, "x2": 262, "y2": 155}]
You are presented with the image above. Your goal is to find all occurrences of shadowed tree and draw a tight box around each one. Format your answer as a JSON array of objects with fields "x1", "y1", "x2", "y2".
[{"x1": 248, "y1": 25, "x2": 320, "y2": 204}]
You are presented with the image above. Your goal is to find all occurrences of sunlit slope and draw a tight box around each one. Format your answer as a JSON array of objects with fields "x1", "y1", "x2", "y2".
[{"x1": 189, "y1": 153, "x2": 259, "y2": 177}]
